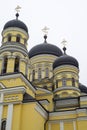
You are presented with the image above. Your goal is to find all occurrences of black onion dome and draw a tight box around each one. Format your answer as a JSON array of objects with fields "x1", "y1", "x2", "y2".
[
  {"x1": 79, "y1": 83, "x2": 87, "y2": 93},
  {"x1": 3, "y1": 19, "x2": 28, "y2": 33},
  {"x1": 53, "y1": 55, "x2": 79, "y2": 69},
  {"x1": 28, "y1": 43, "x2": 63, "y2": 58}
]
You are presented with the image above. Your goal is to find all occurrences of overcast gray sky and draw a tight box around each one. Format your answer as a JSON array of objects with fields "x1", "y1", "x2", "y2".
[{"x1": 0, "y1": 0, "x2": 87, "y2": 86}]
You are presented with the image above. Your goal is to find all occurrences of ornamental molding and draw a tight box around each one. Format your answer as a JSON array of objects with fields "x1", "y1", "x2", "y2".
[
  {"x1": 49, "y1": 108, "x2": 87, "y2": 117},
  {"x1": 48, "y1": 119, "x2": 76, "y2": 123},
  {"x1": 76, "y1": 117, "x2": 87, "y2": 121},
  {"x1": 0, "y1": 101, "x2": 22, "y2": 105},
  {"x1": 35, "y1": 102, "x2": 48, "y2": 119},
  {"x1": 0, "y1": 86, "x2": 25, "y2": 94},
  {"x1": 36, "y1": 87, "x2": 52, "y2": 94},
  {"x1": 49, "y1": 110, "x2": 76, "y2": 117},
  {"x1": 54, "y1": 65, "x2": 79, "y2": 74},
  {"x1": 2, "y1": 27, "x2": 29, "y2": 38},
  {"x1": 76, "y1": 108, "x2": 87, "y2": 114},
  {"x1": 39, "y1": 100, "x2": 49, "y2": 105},
  {"x1": 30, "y1": 54, "x2": 57, "y2": 64},
  {"x1": 80, "y1": 96, "x2": 87, "y2": 101},
  {"x1": 54, "y1": 86, "x2": 80, "y2": 93},
  {"x1": 0, "y1": 45, "x2": 28, "y2": 56}
]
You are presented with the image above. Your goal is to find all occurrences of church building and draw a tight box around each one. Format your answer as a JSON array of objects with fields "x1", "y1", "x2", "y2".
[{"x1": 0, "y1": 10, "x2": 87, "y2": 130}]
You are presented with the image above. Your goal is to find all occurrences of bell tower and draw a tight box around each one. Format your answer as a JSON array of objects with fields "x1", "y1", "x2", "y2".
[{"x1": 0, "y1": 8, "x2": 30, "y2": 78}]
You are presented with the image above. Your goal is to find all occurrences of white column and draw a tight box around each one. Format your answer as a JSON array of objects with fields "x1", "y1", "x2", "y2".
[
  {"x1": 6, "y1": 104, "x2": 13, "y2": 130},
  {"x1": 73, "y1": 121, "x2": 76, "y2": 130},
  {"x1": 0, "y1": 93, "x2": 4, "y2": 130},
  {"x1": 48, "y1": 123, "x2": 51, "y2": 130},
  {"x1": 60, "y1": 121, "x2": 64, "y2": 130}
]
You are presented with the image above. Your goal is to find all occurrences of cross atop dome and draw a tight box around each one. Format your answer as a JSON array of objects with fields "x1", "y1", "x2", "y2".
[
  {"x1": 15, "y1": 5, "x2": 21, "y2": 19},
  {"x1": 42, "y1": 26, "x2": 49, "y2": 35},
  {"x1": 61, "y1": 39, "x2": 67, "y2": 54},
  {"x1": 42, "y1": 26, "x2": 49, "y2": 42}
]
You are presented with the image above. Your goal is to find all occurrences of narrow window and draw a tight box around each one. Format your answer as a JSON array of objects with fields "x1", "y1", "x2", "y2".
[
  {"x1": 14, "y1": 57, "x2": 20, "y2": 72},
  {"x1": 72, "y1": 78, "x2": 75, "y2": 86},
  {"x1": 46, "y1": 68, "x2": 49, "y2": 78},
  {"x1": 1, "y1": 120, "x2": 6, "y2": 130},
  {"x1": 24, "y1": 39, "x2": 27, "y2": 44},
  {"x1": 32, "y1": 70, "x2": 35, "y2": 81},
  {"x1": 52, "y1": 86, "x2": 54, "y2": 91},
  {"x1": 8, "y1": 35, "x2": 11, "y2": 42},
  {"x1": 38, "y1": 68, "x2": 41, "y2": 79},
  {"x1": 62, "y1": 77, "x2": 66, "y2": 86},
  {"x1": 56, "y1": 80, "x2": 58, "y2": 88},
  {"x1": 16, "y1": 36, "x2": 20, "y2": 42},
  {"x1": 2, "y1": 57, "x2": 8, "y2": 74}
]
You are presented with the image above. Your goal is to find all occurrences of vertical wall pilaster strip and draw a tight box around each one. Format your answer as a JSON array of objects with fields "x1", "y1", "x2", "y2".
[
  {"x1": 6, "y1": 104, "x2": 13, "y2": 130},
  {"x1": 60, "y1": 121, "x2": 64, "y2": 130},
  {"x1": 48, "y1": 123, "x2": 51, "y2": 130},
  {"x1": 73, "y1": 121, "x2": 76, "y2": 130},
  {"x1": 0, "y1": 93, "x2": 4, "y2": 130}
]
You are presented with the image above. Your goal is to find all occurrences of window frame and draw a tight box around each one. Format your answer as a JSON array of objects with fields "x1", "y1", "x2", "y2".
[
  {"x1": 1, "y1": 120, "x2": 6, "y2": 130},
  {"x1": 14, "y1": 57, "x2": 20, "y2": 72},
  {"x1": 1, "y1": 56, "x2": 8, "y2": 74},
  {"x1": 62, "y1": 77, "x2": 66, "y2": 87}
]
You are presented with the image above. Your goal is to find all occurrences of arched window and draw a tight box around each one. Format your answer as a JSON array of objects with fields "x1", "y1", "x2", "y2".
[
  {"x1": 32, "y1": 70, "x2": 35, "y2": 81},
  {"x1": 45, "y1": 68, "x2": 49, "y2": 78},
  {"x1": 14, "y1": 57, "x2": 20, "y2": 72},
  {"x1": 38, "y1": 68, "x2": 41, "y2": 79},
  {"x1": 2, "y1": 57, "x2": 8, "y2": 74},
  {"x1": 72, "y1": 78, "x2": 75, "y2": 87},
  {"x1": 16, "y1": 36, "x2": 20, "y2": 43},
  {"x1": 62, "y1": 77, "x2": 66, "y2": 87},
  {"x1": 1, "y1": 120, "x2": 6, "y2": 130},
  {"x1": 8, "y1": 35, "x2": 11, "y2": 42}
]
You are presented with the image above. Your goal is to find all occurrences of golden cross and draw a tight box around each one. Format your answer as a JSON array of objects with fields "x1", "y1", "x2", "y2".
[
  {"x1": 42, "y1": 26, "x2": 49, "y2": 35},
  {"x1": 15, "y1": 5, "x2": 21, "y2": 13},
  {"x1": 61, "y1": 39, "x2": 67, "y2": 47}
]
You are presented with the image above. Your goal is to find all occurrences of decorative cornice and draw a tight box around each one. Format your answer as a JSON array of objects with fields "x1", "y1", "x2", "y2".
[
  {"x1": 49, "y1": 108, "x2": 87, "y2": 117},
  {"x1": 30, "y1": 54, "x2": 57, "y2": 64},
  {"x1": 76, "y1": 108, "x2": 87, "y2": 114},
  {"x1": 54, "y1": 65, "x2": 79, "y2": 72},
  {"x1": 54, "y1": 86, "x2": 80, "y2": 93},
  {"x1": 49, "y1": 110, "x2": 76, "y2": 117},
  {"x1": 36, "y1": 87, "x2": 52, "y2": 94},
  {"x1": 0, "y1": 101, "x2": 22, "y2": 105},
  {"x1": 0, "y1": 86, "x2": 25, "y2": 94},
  {"x1": 0, "y1": 44, "x2": 28, "y2": 56},
  {"x1": 76, "y1": 117, "x2": 87, "y2": 121},
  {"x1": 80, "y1": 96, "x2": 87, "y2": 101},
  {"x1": 39, "y1": 99, "x2": 49, "y2": 105},
  {"x1": 35, "y1": 102, "x2": 48, "y2": 119},
  {"x1": 2, "y1": 27, "x2": 29, "y2": 38}
]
